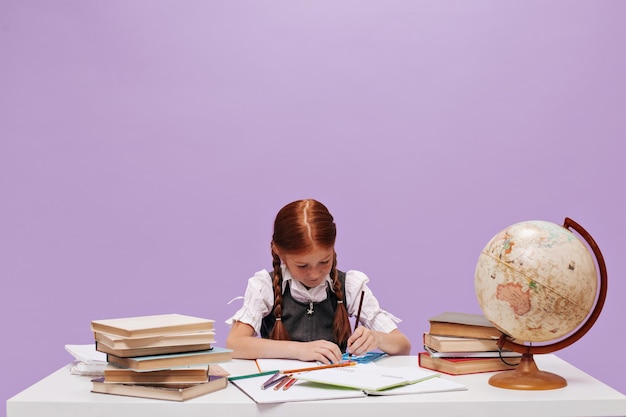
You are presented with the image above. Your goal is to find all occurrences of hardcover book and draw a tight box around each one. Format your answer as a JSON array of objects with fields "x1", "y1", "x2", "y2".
[
  {"x1": 428, "y1": 312, "x2": 504, "y2": 340},
  {"x1": 91, "y1": 314, "x2": 214, "y2": 338},
  {"x1": 424, "y1": 333, "x2": 505, "y2": 353},
  {"x1": 103, "y1": 364, "x2": 210, "y2": 384},
  {"x1": 96, "y1": 341, "x2": 213, "y2": 358},
  {"x1": 94, "y1": 330, "x2": 215, "y2": 350},
  {"x1": 418, "y1": 351, "x2": 521, "y2": 375},
  {"x1": 423, "y1": 345, "x2": 522, "y2": 359},
  {"x1": 91, "y1": 375, "x2": 227, "y2": 401},
  {"x1": 106, "y1": 347, "x2": 233, "y2": 371}
]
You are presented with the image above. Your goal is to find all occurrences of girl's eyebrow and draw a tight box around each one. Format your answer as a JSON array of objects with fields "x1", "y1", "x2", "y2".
[
  {"x1": 293, "y1": 252, "x2": 333, "y2": 265},
  {"x1": 295, "y1": 257, "x2": 330, "y2": 266}
]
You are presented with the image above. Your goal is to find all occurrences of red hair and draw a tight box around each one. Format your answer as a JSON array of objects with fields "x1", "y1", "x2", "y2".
[{"x1": 269, "y1": 199, "x2": 351, "y2": 347}]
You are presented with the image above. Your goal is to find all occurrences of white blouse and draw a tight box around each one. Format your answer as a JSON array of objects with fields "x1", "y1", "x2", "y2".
[{"x1": 226, "y1": 265, "x2": 402, "y2": 336}]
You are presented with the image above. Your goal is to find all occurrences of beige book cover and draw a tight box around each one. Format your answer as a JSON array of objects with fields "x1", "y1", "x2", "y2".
[{"x1": 91, "y1": 314, "x2": 214, "y2": 338}]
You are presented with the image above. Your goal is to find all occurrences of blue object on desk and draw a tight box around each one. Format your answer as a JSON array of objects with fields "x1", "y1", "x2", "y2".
[{"x1": 343, "y1": 351, "x2": 387, "y2": 364}]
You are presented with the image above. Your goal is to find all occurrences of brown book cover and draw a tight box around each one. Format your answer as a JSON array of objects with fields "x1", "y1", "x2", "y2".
[
  {"x1": 418, "y1": 352, "x2": 521, "y2": 375},
  {"x1": 91, "y1": 375, "x2": 227, "y2": 401},
  {"x1": 106, "y1": 347, "x2": 232, "y2": 371},
  {"x1": 91, "y1": 314, "x2": 215, "y2": 338},
  {"x1": 103, "y1": 364, "x2": 210, "y2": 384},
  {"x1": 428, "y1": 312, "x2": 504, "y2": 340}
]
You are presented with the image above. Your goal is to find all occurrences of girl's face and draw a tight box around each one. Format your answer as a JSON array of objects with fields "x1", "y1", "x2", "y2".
[{"x1": 279, "y1": 246, "x2": 334, "y2": 288}]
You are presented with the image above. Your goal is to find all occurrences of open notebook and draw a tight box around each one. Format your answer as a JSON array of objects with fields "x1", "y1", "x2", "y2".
[
  {"x1": 293, "y1": 363, "x2": 440, "y2": 391},
  {"x1": 229, "y1": 359, "x2": 466, "y2": 404},
  {"x1": 230, "y1": 373, "x2": 367, "y2": 403},
  {"x1": 363, "y1": 375, "x2": 466, "y2": 396}
]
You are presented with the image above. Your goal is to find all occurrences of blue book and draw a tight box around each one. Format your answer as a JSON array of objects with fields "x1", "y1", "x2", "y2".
[{"x1": 106, "y1": 347, "x2": 233, "y2": 371}]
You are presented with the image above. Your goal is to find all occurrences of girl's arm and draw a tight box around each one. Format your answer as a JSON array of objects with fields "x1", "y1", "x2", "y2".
[{"x1": 225, "y1": 321, "x2": 343, "y2": 364}]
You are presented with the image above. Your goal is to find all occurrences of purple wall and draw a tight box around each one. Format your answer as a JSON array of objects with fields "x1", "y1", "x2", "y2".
[{"x1": 2, "y1": 1, "x2": 625, "y2": 413}]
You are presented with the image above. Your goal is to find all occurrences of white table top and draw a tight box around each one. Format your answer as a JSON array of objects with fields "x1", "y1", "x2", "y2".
[{"x1": 7, "y1": 354, "x2": 626, "y2": 417}]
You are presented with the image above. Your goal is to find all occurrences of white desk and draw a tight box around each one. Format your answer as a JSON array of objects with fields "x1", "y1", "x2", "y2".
[{"x1": 7, "y1": 354, "x2": 626, "y2": 417}]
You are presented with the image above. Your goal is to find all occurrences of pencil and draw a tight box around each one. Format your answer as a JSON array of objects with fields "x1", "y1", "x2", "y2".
[
  {"x1": 258, "y1": 371, "x2": 280, "y2": 388},
  {"x1": 262, "y1": 374, "x2": 289, "y2": 390},
  {"x1": 349, "y1": 290, "x2": 365, "y2": 358},
  {"x1": 354, "y1": 290, "x2": 365, "y2": 332},
  {"x1": 282, "y1": 377, "x2": 297, "y2": 390},
  {"x1": 274, "y1": 375, "x2": 291, "y2": 390},
  {"x1": 227, "y1": 370, "x2": 279, "y2": 381},
  {"x1": 279, "y1": 361, "x2": 356, "y2": 374}
]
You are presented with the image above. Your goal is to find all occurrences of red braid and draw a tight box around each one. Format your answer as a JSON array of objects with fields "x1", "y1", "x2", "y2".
[
  {"x1": 269, "y1": 250, "x2": 290, "y2": 341},
  {"x1": 330, "y1": 252, "x2": 351, "y2": 346}
]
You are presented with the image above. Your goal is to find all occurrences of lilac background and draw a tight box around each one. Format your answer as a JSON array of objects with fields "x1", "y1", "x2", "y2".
[{"x1": 2, "y1": 1, "x2": 625, "y2": 413}]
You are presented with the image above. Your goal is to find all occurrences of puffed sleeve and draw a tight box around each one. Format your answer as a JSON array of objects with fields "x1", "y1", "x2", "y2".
[
  {"x1": 344, "y1": 270, "x2": 402, "y2": 334},
  {"x1": 225, "y1": 270, "x2": 275, "y2": 335}
]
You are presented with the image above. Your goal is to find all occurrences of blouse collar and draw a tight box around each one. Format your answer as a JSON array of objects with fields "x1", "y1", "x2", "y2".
[{"x1": 281, "y1": 264, "x2": 334, "y2": 303}]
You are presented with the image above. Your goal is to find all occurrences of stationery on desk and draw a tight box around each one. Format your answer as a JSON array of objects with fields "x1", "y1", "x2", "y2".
[
  {"x1": 257, "y1": 361, "x2": 356, "y2": 391},
  {"x1": 282, "y1": 376, "x2": 298, "y2": 390},
  {"x1": 342, "y1": 350, "x2": 387, "y2": 363},
  {"x1": 280, "y1": 361, "x2": 355, "y2": 374},
  {"x1": 215, "y1": 358, "x2": 334, "y2": 382},
  {"x1": 364, "y1": 376, "x2": 467, "y2": 396},
  {"x1": 224, "y1": 301, "x2": 470, "y2": 405},
  {"x1": 227, "y1": 369, "x2": 278, "y2": 381},
  {"x1": 228, "y1": 357, "x2": 467, "y2": 404},
  {"x1": 230, "y1": 371, "x2": 368, "y2": 403},
  {"x1": 273, "y1": 375, "x2": 292, "y2": 390},
  {"x1": 254, "y1": 350, "x2": 384, "y2": 374},
  {"x1": 349, "y1": 290, "x2": 365, "y2": 359},
  {"x1": 293, "y1": 363, "x2": 439, "y2": 391},
  {"x1": 256, "y1": 358, "x2": 326, "y2": 373}
]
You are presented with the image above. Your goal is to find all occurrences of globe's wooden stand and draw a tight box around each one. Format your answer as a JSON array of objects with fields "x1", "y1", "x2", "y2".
[{"x1": 489, "y1": 353, "x2": 567, "y2": 390}]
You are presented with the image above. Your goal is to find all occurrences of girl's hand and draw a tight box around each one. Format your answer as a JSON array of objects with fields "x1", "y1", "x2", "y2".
[
  {"x1": 296, "y1": 340, "x2": 343, "y2": 364},
  {"x1": 347, "y1": 327, "x2": 379, "y2": 357}
]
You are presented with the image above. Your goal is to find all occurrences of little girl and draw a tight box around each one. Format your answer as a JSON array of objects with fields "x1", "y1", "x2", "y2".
[{"x1": 225, "y1": 199, "x2": 411, "y2": 364}]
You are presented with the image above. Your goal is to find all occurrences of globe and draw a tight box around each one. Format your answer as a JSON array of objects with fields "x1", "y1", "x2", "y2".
[{"x1": 474, "y1": 218, "x2": 607, "y2": 390}]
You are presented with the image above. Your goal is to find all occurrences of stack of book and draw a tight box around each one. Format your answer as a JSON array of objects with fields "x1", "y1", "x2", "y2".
[
  {"x1": 90, "y1": 313, "x2": 232, "y2": 401},
  {"x1": 418, "y1": 312, "x2": 522, "y2": 375}
]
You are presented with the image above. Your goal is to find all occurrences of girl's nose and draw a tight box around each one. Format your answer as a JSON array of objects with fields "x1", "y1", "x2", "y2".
[{"x1": 310, "y1": 267, "x2": 326, "y2": 280}]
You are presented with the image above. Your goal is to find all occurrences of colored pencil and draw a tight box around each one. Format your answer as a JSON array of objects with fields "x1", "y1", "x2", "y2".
[
  {"x1": 282, "y1": 377, "x2": 297, "y2": 390},
  {"x1": 227, "y1": 370, "x2": 279, "y2": 381},
  {"x1": 258, "y1": 371, "x2": 280, "y2": 388},
  {"x1": 279, "y1": 361, "x2": 356, "y2": 374},
  {"x1": 262, "y1": 374, "x2": 289, "y2": 390},
  {"x1": 274, "y1": 375, "x2": 291, "y2": 390}
]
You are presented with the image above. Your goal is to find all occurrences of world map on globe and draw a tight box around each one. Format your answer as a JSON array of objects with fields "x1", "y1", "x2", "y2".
[{"x1": 475, "y1": 220, "x2": 598, "y2": 343}]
